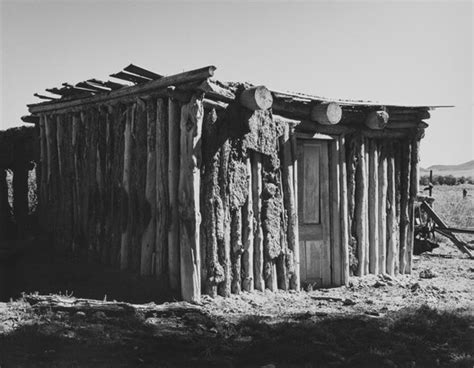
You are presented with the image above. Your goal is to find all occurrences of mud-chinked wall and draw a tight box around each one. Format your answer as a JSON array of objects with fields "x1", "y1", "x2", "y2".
[
  {"x1": 201, "y1": 95, "x2": 300, "y2": 297},
  {"x1": 343, "y1": 131, "x2": 422, "y2": 277},
  {"x1": 35, "y1": 89, "x2": 300, "y2": 298}
]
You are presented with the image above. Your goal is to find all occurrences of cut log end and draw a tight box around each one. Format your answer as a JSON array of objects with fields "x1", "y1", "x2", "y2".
[
  {"x1": 365, "y1": 111, "x2": 389, "y2": 130},
  {"x1": 310, "y1": 102, "x2": 342, "y2": 125},
  {"x1": 240, "y1": 86, "x2": 273, "y2": 111}
]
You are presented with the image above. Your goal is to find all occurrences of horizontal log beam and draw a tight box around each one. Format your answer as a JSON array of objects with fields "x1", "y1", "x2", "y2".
[
  {"x1": 123, "y1": 64, "x2": 163, "y2": 80},
  {"x1": 110, "y1": 71, "x2": 151, "y2": 84},
  {"x1": 310, "y1": 102, "x2": 342, "y2": 125},
  {"x1": 240, "y1": 86, "x2": 273, "y2": 111},
  {"x1": 29, "y1": 65, "x2": 217, "y2": 113},
  {"x1": 365, "y1": 111, "x2": 389, "y2": 130}
]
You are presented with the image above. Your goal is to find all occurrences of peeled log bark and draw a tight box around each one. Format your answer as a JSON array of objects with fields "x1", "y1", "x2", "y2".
[
  {"x1": 339, "y1": 135, "x2": 350, "y2": 285},
  {"x1": 239, "y1": 86, "x2": 273, "y2": 111},
  {"x1": 310, "y1": 102, "x2": 342, "y2": 125},
  {"x1": 354, "y1": 137, "x2": 367, "y2": 276},
  {"x1": 386, "y1": 144, "x2": 397, "y2": 275},
  {"x1": 155, "y1": 99, "x2": 169, "y2": 280},
  {"x1": 378, "y1": 144, "x2": 388, "y2": 274},
  {"x1": 407, "y1": 138, "x2": 420, "y2": 273},
  {"x1": 252, "y1": 152, "x2": 265, "y2": 291},
  {"x1": 365, "y1": 111, "x2": 389, "y2": 130},
  {"x1": 399, "y1": 140, "x2": 411, "y2": 274},
  {"x1": 140, "y1": 98, "x2": 157, "y2": 276},
  {"x1": 330, "y1": 138, "x2": 342, "y2": 285},
  {"x1": 178, "y1": 94, "x2": 204, "y2": 303},
  {"x1": 368, "y1": 140, "x2": 379, "y2": 274},
  {"x1": 242, "y1": 156, "x2": 254, "y2": 292},
  {"x1": 120, "y1": 104, "x2": 134, "y2": 270},
  {"x1": 168, "y1": 98, "x2": 180, "y2": 290}
]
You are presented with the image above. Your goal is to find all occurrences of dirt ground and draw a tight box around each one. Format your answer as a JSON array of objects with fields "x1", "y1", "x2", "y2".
[{"x1": 0, "y1": 241, "x2": 472, "y2": 368}]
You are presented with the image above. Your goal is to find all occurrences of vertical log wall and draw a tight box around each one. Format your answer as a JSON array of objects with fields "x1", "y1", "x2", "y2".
[{"x1": 344, "y1": 133, "x2": 419, "y2": 276}]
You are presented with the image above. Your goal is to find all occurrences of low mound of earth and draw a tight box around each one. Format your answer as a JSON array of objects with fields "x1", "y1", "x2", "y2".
[{"x1": 0, "y1": 243, "x2": 473, "y2": 368}]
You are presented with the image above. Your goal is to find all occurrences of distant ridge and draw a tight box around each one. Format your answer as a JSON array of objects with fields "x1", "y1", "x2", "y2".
[{"x1": 420, "y1": 159, "x2": 474, "y2": 177}]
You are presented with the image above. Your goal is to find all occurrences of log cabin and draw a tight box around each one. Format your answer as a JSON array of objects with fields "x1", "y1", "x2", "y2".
[{"x1": 24, "y1": 64, "x2": 445, "y2": 302}]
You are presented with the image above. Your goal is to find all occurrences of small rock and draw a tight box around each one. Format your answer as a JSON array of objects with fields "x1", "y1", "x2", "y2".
[
  {"x1": 373, "y1": 280, "x2": 386, "y2": 288},
  {"x1": 93, "y1": 311, "x2": 107, "y2": 320},
  {"x1": 365, "y1": 310, "x2": 380, "y2": 316},
  {"x1": 410, "y1": 282, "x2": 422, "y2": 292},
  {"x1": 343, "y1": 298, "x2": 356, "y2": 306},
  {"x1": 419, "y1": 269, "x2": 437, "y2": 279},
  {"x1": 75, "y1": 311, "x2": 86, "y2": 318}
]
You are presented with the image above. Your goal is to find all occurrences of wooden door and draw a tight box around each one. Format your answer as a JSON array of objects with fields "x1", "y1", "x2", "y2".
[{"x1": 297, "y1": 139, "x2": 331, "y2": 287}]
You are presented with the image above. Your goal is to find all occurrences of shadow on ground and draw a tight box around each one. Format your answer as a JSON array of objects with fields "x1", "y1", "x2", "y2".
[
  {"x1": 0, "y1": 305, "x2": 472, "y2": 367},
  {"x1": 1, "y1": 235, "x2": 175, "y2": 303}
]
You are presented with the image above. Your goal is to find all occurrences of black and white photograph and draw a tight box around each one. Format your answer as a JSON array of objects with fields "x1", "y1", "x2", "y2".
[{"x1": 0, "y1": 0, "x2": 473, "y2": 366}]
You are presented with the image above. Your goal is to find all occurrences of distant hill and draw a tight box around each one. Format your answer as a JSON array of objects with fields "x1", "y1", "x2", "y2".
[{"x1": 420, "y1": 160, "x2": 474, "y2": 178}]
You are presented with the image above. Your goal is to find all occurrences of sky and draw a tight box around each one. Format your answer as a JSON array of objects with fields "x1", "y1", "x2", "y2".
[{"x1": 0, "y1": 0, "x2": 472, "y2": 167}]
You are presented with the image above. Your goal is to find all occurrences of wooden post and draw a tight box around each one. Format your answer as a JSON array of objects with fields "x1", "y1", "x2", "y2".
[
  {"x1": 178, "y1": 93, "x2": 204, "y2": 303},
  {"x1": 399, "y1": 140, "x2": 411, "y2": 274},
  {"x1": 168, "y1": 98, "x2": 180, "y2": 290},
  {"x1": 242, "y1": 156, "x2": 254, "y2": 292},
  {"x1": 155, "y1": 98, "x2": 169, "y2": 280},
  {"x1": 368, "y1": 140, "x2": 379, "y2": 274},
  {"x1": 354, "y1": 136, "x2": 367, "y2": 276},
  {"x1": 120, "y1": 104, "x2": 134, "y2": 270},
  {"x1": 281, "y1": 127, "x2": 299, "y2": 290},
  {"x1": 290, "y1": 130, "x2": 300, "y2": 291},
  {"x1": 252, "y1": 152, "x2": 265, "y2": 291},
  {"x1": 0, "y1": 169, "x2": 9, "y2": 240},
  {"x1": 140, "y1": 98, "x2": 157, "y2": 276},
  {"x1": 231, "y1": 208, "x2": 243, "y2": 294},
  {"x1": 386, "y1": 143, "x2": 397, "y2": 275},
  {"x1": 407, "y1": 137, "x2": 419, "y2": 273},
  {"x1": 330, "y1": 138, "x2": 342, "y2": 285},
  {"x1": 378, "y1": 142, "x2": 388, "y2": 274},
  {"x1": 12, "y1": 163, "x2": 29, "y2": 236},
  {"x1": 339, "y1": 135, "x2": 349, "y2": 285}
]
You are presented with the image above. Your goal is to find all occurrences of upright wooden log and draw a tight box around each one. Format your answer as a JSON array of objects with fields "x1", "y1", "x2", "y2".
[
  {"x1": 120, "y1": 104, "x2": 134, "y2": 270},
  {"x1": 330, "y1": 138, "x2": 342, "y2": 285},
  {"x1": 38, "y1": 115, "x2": 47, "y2": 229},
  {"x1": 217, "y1": 141, "x2": 231, "y2": 297},
  {"x1": 320, "y1": 143, "x2": 332, "y2": 287},
  {"x1": 252, "y1": 152, "x2": 265, "y2": 291},
  {"x1": 368, "y1": 140, "x2": 379, "y2": 274},
  {"x1": 155, "y1": 99, "x2": 169, "y2": 280},
  {"x1": 407, "y1": 137, "x2": 419, "y2": 273},
  {"x1": 12, "y1": 163, "x2": 29, "y2": 236},
  {"x1": 242, "y1": 156, "x2": 254, "y2": 292},
  {"x1": 354, "y1": 136, "x2": 367, "y2": 276},
  {"x1": 0, "y1": 169, "x2": 9, "y2": 240},
  {"x1": 378, "y1": 143, "x2": 388, "y2": 274},
  {"x1": 239, "y1": 86, "x2": 273, "y2": 111},
  {"x1": 290, "y1": 130, "x2": 300, "y2": 291},
  {"x1": 230, "y1": 208, "x2": 243, "y2": 294},
  {"x1": 365, "y1": 111, "x2": 389, "y2": 130},
  {"x1": 386, "y1": 144, "x2": 397, "y2": 275},
  {"x1": 364, "y1": 139, "x2": 369, "y2": 275},
  {"x1": 168, "y1": 98, "x2": 180, "y2": 290},
  {"x1": 178, "y1": 93, "x2": 204, "y2": 303},
  {"x1": 281, "y1": 127, "x2": 299, "y2": 290},
  {"x1": 310, "y1": 102, "x2": 342, "y2": 125},
  {"x1": 140, "y1": 98, "x2": 157, "y2": 276},
  {"x1": 399, "y1": 140, "x2": 411, "y2": 274},
  {"x1": 338, "y1": 135, "x2": 349, "y2": 285}
]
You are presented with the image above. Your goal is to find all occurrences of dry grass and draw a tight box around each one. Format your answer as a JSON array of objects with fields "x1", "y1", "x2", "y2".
[{"x1": 430, "y1": 184, "x2": 474, "y2": 244}]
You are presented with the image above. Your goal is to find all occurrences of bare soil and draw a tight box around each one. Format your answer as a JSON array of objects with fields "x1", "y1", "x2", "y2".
[{"x1": 0, "y1": 242, "x2": 472, "y2": 368}]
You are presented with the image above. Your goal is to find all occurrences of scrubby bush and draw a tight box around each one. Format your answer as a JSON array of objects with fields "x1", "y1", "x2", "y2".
[{"x1": 419, "y1": 174, "x2": 474, "y2": 186}]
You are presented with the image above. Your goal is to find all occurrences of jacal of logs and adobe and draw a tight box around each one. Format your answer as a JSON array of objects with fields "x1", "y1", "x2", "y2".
[{"x1": 27, "y1": 66, "x2": 428, "y2": 302}]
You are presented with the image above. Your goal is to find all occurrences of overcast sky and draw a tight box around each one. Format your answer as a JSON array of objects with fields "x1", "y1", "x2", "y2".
[{"x1": 1, "y1": 0, "x2": 472, "y2": 167}]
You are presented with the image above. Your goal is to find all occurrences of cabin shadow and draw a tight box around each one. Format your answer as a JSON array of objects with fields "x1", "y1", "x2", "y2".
[
  {"x1": 0, "y1": 305, "x2": 472, "y2": 367},
  {"x1": 2, "y1": 234, "x2": 175, "y2": 303}
]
